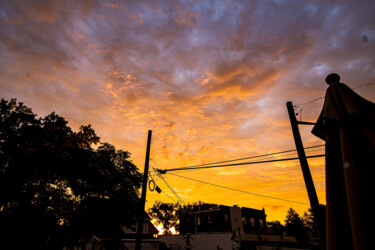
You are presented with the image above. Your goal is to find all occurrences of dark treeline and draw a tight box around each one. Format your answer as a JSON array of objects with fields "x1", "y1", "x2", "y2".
[{"x1": 0, "y1": 98, "x2": 143, "y2": 249}]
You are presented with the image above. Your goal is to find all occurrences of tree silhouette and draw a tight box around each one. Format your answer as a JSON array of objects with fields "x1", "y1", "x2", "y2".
[
  {"x1": 301, "y1": 207, "x2": 315, "y2": 230},
  {"x1": 284, "y1": 208, "x2": 304, "y2": 235},
  {"x1": 0, "y1": 98, "x2": 142, "y2": 248},
  {"x1": 266, "y1": 220, "x2": 285, "y2": 235},
  {"x1": 179, "y1": 201, "x2": 219, "y2": 213},
  {"x1": 284, "y1": 207, "x2": 310, "y2": 246},
  {"x1": 148, "y1": 200, "x2": 219, "y2": 235},
  {"x1": 148, "y1": 200, "x2": 180, "y2": 235}
]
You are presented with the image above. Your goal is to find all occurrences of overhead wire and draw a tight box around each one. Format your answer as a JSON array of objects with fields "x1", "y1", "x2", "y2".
[
  {"x1": 148, "y1": 165, "x2": 180, "y2": 203},
  {"x1": 162, "y1": 148, "x2": 325, "y2": 174},
  {"x1": 352, "y1": 81, "x2": 375, "y2": 90},
  {"x1": 157, "y1": 144, "x2": 324, "y2": 173},
  {"x1": 161, "y1": 175, "x2": 186, "y2": 205},
  {"x1": 161, "y1": 154, "x2": 324, "y2": 173},
  {"x1": 153, "y1": 168, "x2": 186, "y2": 205},
  {"x1": 223, "y1": 147, "x2": 325, "y2": 163},
  {"x1": 295, "y1": 81, "x2": 375, "y2": 120},
  {"x1": 157, "y1": 150, "x2": 325, "y2": 173},
  {"x1": 168, "y1": 173, "x2": 309, "y2": 205},
  {"x1": 160, "y1": 190, "x2": 177, "y2": 203}
]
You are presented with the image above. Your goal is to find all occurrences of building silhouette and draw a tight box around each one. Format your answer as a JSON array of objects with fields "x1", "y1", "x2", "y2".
[{"x1": 179, "y1": 205, "x2": 266, "y2": 235}]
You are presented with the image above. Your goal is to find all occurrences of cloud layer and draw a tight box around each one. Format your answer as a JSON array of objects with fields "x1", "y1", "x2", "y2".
[{"x1": 1, "y1": 0, "x2": 375, "y2": 221}]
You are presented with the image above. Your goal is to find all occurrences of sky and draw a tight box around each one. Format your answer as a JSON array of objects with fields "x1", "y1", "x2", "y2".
[{"x1": 1, "y1": 0, "x2": 375, "y2": 224}]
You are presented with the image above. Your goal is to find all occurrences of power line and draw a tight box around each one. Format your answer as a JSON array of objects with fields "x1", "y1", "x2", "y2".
[
  {"x1": 158, "y1": 144, "x2": 324, "y2": 173},
  {"x1": 223, "y1": 147, "x2": 324, "y2": 164},
  {"x1": 157, "y1": 154, "x2": 325, "y2": 173},
  {"x1": 161, "y1": 175, "x2": 186, "y2": 205},
  {"x1": 153, "y1": 168, "x2": 186, "y2": 205},
  {"x1": 298, "y1": 81, "x2": 375, "y2": 107},
  {"x1": 163, "y1": 148, "x2": 325, "y2": 174},
  {"x1": 161, "y1": 190, "x2": 177, "y2": 203},
  {"x1": 168, "y1": 173, "x2": 309, "y2": 205},
  {"x1": 295, "y1": 81, "x2": 375, "y2": 119},
  {"x1": 352, "y1": 81, "x2": 375, "y2": 90},
  {"x1": 148, "y1": 172, "x2": 178, "y2": 203}
]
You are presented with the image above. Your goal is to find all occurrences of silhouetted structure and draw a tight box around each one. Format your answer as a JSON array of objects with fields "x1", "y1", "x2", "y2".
[
  {"x1": 161, "y1": 205, "x2": 316, "y2": 249},
  {"x1": 179, "y1": 205, "x2": 266, "y2": 234},
  {"x1": 312, "y1": 73, "x2": 375, "y2": 250}
]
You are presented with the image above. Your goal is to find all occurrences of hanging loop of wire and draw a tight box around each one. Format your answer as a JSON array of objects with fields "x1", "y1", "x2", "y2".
[{"x1": 149, "y1": 179, "x2": 156, "y2": 192}]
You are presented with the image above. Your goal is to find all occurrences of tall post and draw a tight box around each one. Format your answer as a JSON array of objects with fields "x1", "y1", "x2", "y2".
[
  {"x1": 135, "y1": 130, "x2": 152, "y2": 250},
  {"x1": 286, "y1": 101, "x2": 325, "y2": 247}
]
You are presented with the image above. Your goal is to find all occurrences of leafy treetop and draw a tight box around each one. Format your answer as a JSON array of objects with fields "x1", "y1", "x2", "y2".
[{"x1": 0, "y1": 98, "x2": 143, "y2": 248}]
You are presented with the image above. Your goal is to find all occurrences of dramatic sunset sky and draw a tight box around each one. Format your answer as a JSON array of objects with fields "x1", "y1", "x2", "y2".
[{"x1": 1, "y1": 0, "x2": 375, "y2": 223}]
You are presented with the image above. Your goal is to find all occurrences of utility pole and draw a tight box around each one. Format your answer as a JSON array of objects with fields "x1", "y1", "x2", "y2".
[
  {"x1": 286, "y1": 101, "x2": 325, "y2": 248},
  {"x1": 135, "y1": 130, "x2": 152, "y2": 250}
]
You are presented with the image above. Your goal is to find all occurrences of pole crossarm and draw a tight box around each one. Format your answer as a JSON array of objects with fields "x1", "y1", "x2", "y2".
[{"x1": 297, "y1": 121, "x2": 316, "y2": 125}]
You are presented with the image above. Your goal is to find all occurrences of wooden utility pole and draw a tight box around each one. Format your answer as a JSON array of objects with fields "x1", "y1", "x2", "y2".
[
  {"x1": 286, "y1": 101, "x2": 325, "y2": 248},
  {"x1": 286, "y1": 101, "x2": 320, "y2": 211},
  {"x1": 135, "y1": 130, "x2": 152, "y2": 250}
]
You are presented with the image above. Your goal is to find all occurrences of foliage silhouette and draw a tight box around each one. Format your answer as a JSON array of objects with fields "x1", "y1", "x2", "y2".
[
  {"x1": 0, "y1": 98, "x2": 142, "y2": 248},
  {"x1": 179, "y1": 201, "x2": 219, "y2": 213},
  {"x1": 284, "y1": 208, "x2": 304, "y2": 234},
  {"x1": 148, "y1": 200, "x2": 180, "y2": 235},
  {"x1": 266, "y1": 220, "x2": 285, "y2": 235},
  {"x1": 148, "y1": 200, "x2": 219, "y2": 235},
  {"x1": 284, "y1": 208, "x2": 309, "y2": 246}
]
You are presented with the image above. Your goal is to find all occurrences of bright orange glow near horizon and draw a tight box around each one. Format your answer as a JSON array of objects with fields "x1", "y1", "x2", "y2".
[{"x1": 1, "y1": 0, "x2": 375, "y2": 223}]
